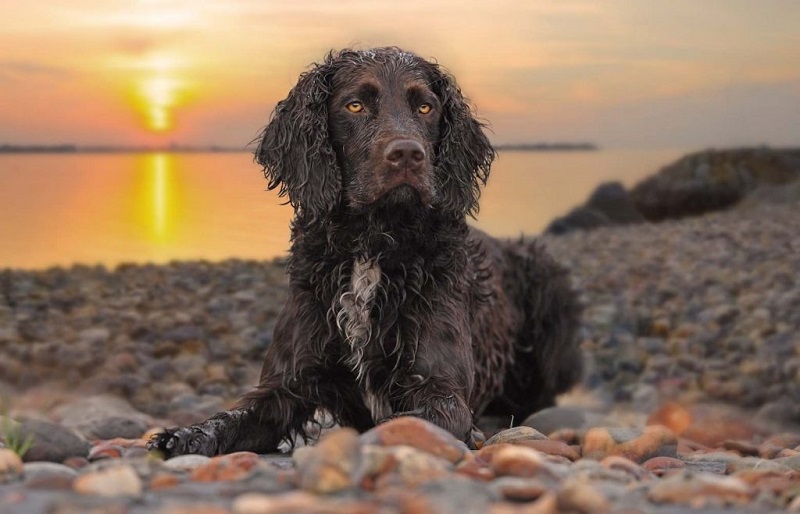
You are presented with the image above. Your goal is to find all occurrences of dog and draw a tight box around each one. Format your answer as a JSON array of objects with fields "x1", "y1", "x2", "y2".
[{"x1": 149, "y1": 47, "x2": 582, "y2": 457}]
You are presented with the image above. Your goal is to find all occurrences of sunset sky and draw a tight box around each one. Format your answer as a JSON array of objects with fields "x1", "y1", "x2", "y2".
[{"x1": 1, "y1": 0, "x2": 799, "y2": 149}]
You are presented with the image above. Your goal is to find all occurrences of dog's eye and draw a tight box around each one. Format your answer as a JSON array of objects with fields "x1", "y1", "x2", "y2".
[
  {"x1": 418, "y1": 103, "x2": 432, "y2": 115},
  {"x1": 346, "y1": 101, "x2": 364, "y2": 113}
]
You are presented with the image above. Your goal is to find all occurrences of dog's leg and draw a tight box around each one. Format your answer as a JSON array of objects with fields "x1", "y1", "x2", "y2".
[
  {"x1": 387, "y1": 303, "x2": 476, "y2": 443},
  {"x1": 148, "y1": 371, "x2": 318, "y2": 457},
  {"x1": 149, "y1": 293, "x2": 327, "y2": 458}
]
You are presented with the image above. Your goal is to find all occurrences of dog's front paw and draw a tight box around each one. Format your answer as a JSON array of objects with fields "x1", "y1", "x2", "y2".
[{"x1": 147, "y1": 426, "x2": 218, "y2": 459}]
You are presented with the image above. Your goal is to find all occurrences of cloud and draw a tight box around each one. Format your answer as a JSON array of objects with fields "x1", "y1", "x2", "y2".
[{"x1": 0, "y1": 61, "x2": 72, "y2": 81}]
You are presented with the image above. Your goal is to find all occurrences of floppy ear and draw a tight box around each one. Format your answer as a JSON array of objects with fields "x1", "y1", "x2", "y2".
[
  {"x1": 255, "y1": 56, "x2": 340, "y2": 220},
  {"x1": 432, "y1": 69, "x2": 495, "y2": 218}
]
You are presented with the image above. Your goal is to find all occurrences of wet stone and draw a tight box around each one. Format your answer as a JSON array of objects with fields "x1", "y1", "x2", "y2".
[
  {"x1": 72, "y1": 463, "x2": 143, "y2": 497},
  {"x1": 484, "y1": 426, "x2": 548, "y2": 446},
  {"x1": 23, "y1": 462, "x2": 77, "y2": 489},
  {"x1": 642, "y1": 456, "x2": 685, "y2": 475},
  {"x1": 488, "y1": 444, "x2": 556, "y2": 479},
  {"x1": 18, "y1": 420, "x2": 91, "y2": 463},
  {"x1": 359, "y1": 416, "x2": 469, "y2": 464},
  {"x1": 647, "y1": 471, "x2": 755, "y2": 505},
  {"x1": 190, "y1": 451, "x2": 262, "y2": 482},
  {"x1": 362, "y1": 444, "x2": 453, "y2": 489},
  {"x1": 522, "y1": 406, "x2": 609, "y2": 436},
  {"x1": 582, "y1": 425, "x2": 677, "y2": 463},
  {"x1": 293, "y1": 428, "x2": 360, "y2": 493},
  {"x1": 557, "y1": 477, "x2": 611, "y2": 514},
  {"x1": 0, "y1": 448, "x2": 24, "y2": 483},
  {"x1": 162, "y1": 454, "x2": 211, "y2": 472},
  {"x1": 488, "y1": 476, "x2": 549, "y2": 502},
  {"x1": 516, "y1": 439, "x2": 580, "y2": 461}
]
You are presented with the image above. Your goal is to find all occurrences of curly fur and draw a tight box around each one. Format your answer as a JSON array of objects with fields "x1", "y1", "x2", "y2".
[{"x1": 149, "y1": 47, "x2": 582, "y2": 457}]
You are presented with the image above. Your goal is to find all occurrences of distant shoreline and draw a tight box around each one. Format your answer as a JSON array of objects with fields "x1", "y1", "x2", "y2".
[
  {"x1": 0, "y1": 144, "x2": 250, "y2": 154},
  {"x1": 495, "y1": 143, "x2": 598, "y2": 152},
  {"x1": 0, "y1": 142, "x2": 599, "y2": 154}
]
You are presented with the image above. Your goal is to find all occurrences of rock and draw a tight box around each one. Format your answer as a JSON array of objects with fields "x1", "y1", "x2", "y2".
[
  {"x1": 557, "y1": 477, "x2": 611, "y2": 513},
  {"x1": 149, "y1": 472, "x2": 181, "y2": 490},
  {"x1": 546, "y1": 181, "x2": 644, "y2": 235},
  {"x1": 728, "y1": 456, "x2": 790, "y2": 473},
  {"x1": 516, "y1": 439, "x2": 580, "y2": 461},
  {"x1": 232, "y1": 491, "x2": 372, "y2": 514},
  {"x1": 359, "y1": 416, "x2": 469, "y2": 464},
  {"x1": 646, "y1": 403, "x2": 692, "y2": 436},
  {"x1": 52, "y1": 395, "x2": 153, "y2": 440},
  {"x1": 546, "y1": 208, "x2": 612, "y2": 235},
  {"x1": 415, "y1": 475, "x2": 496, "y2": 514},
  {"x1": 759, "y1": 433, "x2": 800, "y2": 459},
  {"x1": 88, "y1": 443, "x2": 124, "y2": 461},
  {"x1": 522, "y1": 406, "x2": 610, "y2": 435},
  {"x1": 18, "y1": 420, "x2": 91, "y2": 463},
  {"x1": 647, "y1": 471, "x2": 755, "y2": 505},
  {"x1": 773, "y1": 455, "x2": 800, "y2": 471},
  {"x1": 190, "y1": 451, "x2": 262, "y2": 482},
  {"x1": 682, "y1": 452, "x2": 740, "y2": 475},
  {"x1": 678, "y1": 404, "x2": 764, "y2": 447},
  {"x1": 630, "y1": 147, "x2": 800, "y2": 221},
  {"x1": 357, "y1": 444, "x2": 453, "y2": 489},
  {"x1": 599, "y1": 455, "x2": 649, "y2": 481},
  {"x1": 0, "y1": 448, "x2": 24, "y2": 483},
  {"x1": 487, "y1": 445, "x2": 556, "y2": 479},
  {"x1": 73, "y1": 463, "x2": 143, "y2": 497},
  {"x1": 294, "y1": 428, "x2": 360, "y2": 493},
  {"x1": 162, "y1": 454, "x2": 211, "y2": 471},
  {"x1": 641, "y1": 456, "x2": 685, "y2": 475},
  {"x1": 484, "y1": 426, "x2": 548, "y2": 446},
  {"x1": 489, "y1": 476, "x2": 549, "y2": 502},
  {"x1": 582, "y1": 425, "x2": 677, "y2": 463},
  {"x1": 23, "y1": 461, "x2": 77, "y2": 489}
]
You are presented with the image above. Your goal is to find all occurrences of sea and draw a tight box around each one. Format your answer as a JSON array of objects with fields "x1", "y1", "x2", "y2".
[{"x1": 0, "y1": 149, "x2": 686, "y2": 270}]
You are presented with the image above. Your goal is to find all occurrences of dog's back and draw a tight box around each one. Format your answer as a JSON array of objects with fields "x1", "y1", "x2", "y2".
[{"x1": 468, "y1": 227, "x2": 582, "y2": 424}]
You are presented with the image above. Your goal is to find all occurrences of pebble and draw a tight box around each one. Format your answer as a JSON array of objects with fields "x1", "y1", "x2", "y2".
[
  {"x1": 647, "y1": 471, "x2": 755, "y2": 505},
  {"x1": 22, "y1": 462, "x2": 77, "y2": 489},
  {"x1": 18, "y1": 420, "x2": 91, "y2": 463},
  {"x1": 162, "y1": 454, "x2": 212, "y2": 472},
  {"x1": 1, "y1": 198, "x2": 800, "y2": 512},
  {"x1": 72, "y1": 463, "x2": 143, "y2": 497},
  {"x1": 359, "y1": 416, "x2": 470, "y2": 464},
  {"x1": 293, "y1": 428, "x2": 360, "y2": 493},
  {"x1": 0, "y1": 449, "x2": 24, "y2": 483},
  {"x1": 190, "y1": 451, "x2": 262, "y2": 482},
  {"x1": 582, "y1": 425, "x2": 677, "y2": 462},
  {"x1": 484, "y1": 426, "x2": 548, "y2": 446}
]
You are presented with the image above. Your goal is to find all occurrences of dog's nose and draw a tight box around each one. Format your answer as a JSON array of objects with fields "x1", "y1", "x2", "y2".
[{"x1": 384, "y1": 139, "x2": 426, "y2": 171}]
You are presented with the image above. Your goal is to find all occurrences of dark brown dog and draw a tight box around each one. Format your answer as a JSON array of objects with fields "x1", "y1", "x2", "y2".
[{"x1": 149, "y1": 47, "x2": 581, "y2": 457}]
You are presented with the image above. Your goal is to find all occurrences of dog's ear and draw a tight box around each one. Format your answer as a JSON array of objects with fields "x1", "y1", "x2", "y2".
[
  {"x1": 431, "y1": 69, "x2": 495, "y2": 218},
  {"x1": 255, "y1": 56, "x2": 340, "y2": 220}
]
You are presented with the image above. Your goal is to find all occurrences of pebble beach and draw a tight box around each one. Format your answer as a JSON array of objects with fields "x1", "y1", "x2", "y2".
[{"x1": 1, "y1": 200, "x2": 799, "y2": 513}]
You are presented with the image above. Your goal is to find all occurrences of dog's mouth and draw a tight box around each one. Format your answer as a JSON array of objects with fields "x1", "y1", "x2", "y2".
[{"x1": 382, "y1": 184, "x2": 424, "y2": 205}]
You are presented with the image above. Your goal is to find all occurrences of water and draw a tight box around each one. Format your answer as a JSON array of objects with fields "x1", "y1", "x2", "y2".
[{"x1": 0, "y1": 149, "x2": 685, "y2": 270}]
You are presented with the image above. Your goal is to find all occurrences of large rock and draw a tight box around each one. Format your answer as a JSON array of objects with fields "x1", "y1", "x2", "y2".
[
  {"x1": 630, "y1": 147, "x2": 800, "y2": 221},
  {"x1": 18, "y1": 419, "x2": 91, "y2": 463},
  {"x1": 546, "y1": 181, "x2": 643, "y2": 235}
]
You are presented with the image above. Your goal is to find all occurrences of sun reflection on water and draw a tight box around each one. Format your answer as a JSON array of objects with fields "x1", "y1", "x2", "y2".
[
  {"x1": 153, "y1": 153, "x2": 168, "y2": 235},
  {"x1": 133, "y1": 152, "x2": 178, "y2": 246}
]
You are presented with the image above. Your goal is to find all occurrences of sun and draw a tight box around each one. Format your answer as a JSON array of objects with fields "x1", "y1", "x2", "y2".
[
  {"x1": 113, "y1": 51, "x2": 188, "y2": 133},
  {"x1": 140, "y1": 76, "x2": 181, "y2": 131}
]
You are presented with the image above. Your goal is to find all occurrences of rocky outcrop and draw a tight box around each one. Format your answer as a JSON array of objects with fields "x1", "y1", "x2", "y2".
[
  {"x1": 629, "y1": 147, "x2": 800, "y2": 222},
  {"x1": 547, "y1": 147, "x2": 800, "y2": 235},
  {"x1": 546, "y1": 182, "x2": 644, "y2": 235}
]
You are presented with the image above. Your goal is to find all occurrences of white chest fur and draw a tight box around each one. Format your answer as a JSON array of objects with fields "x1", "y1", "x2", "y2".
[{"x1": 335, "y1": 257, "x2": 391, "y2": 422}]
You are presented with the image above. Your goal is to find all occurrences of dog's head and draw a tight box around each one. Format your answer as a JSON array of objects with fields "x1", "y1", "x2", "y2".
[{"x1": 255, "y1": 47, "x2": 495, "y2": 222}]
